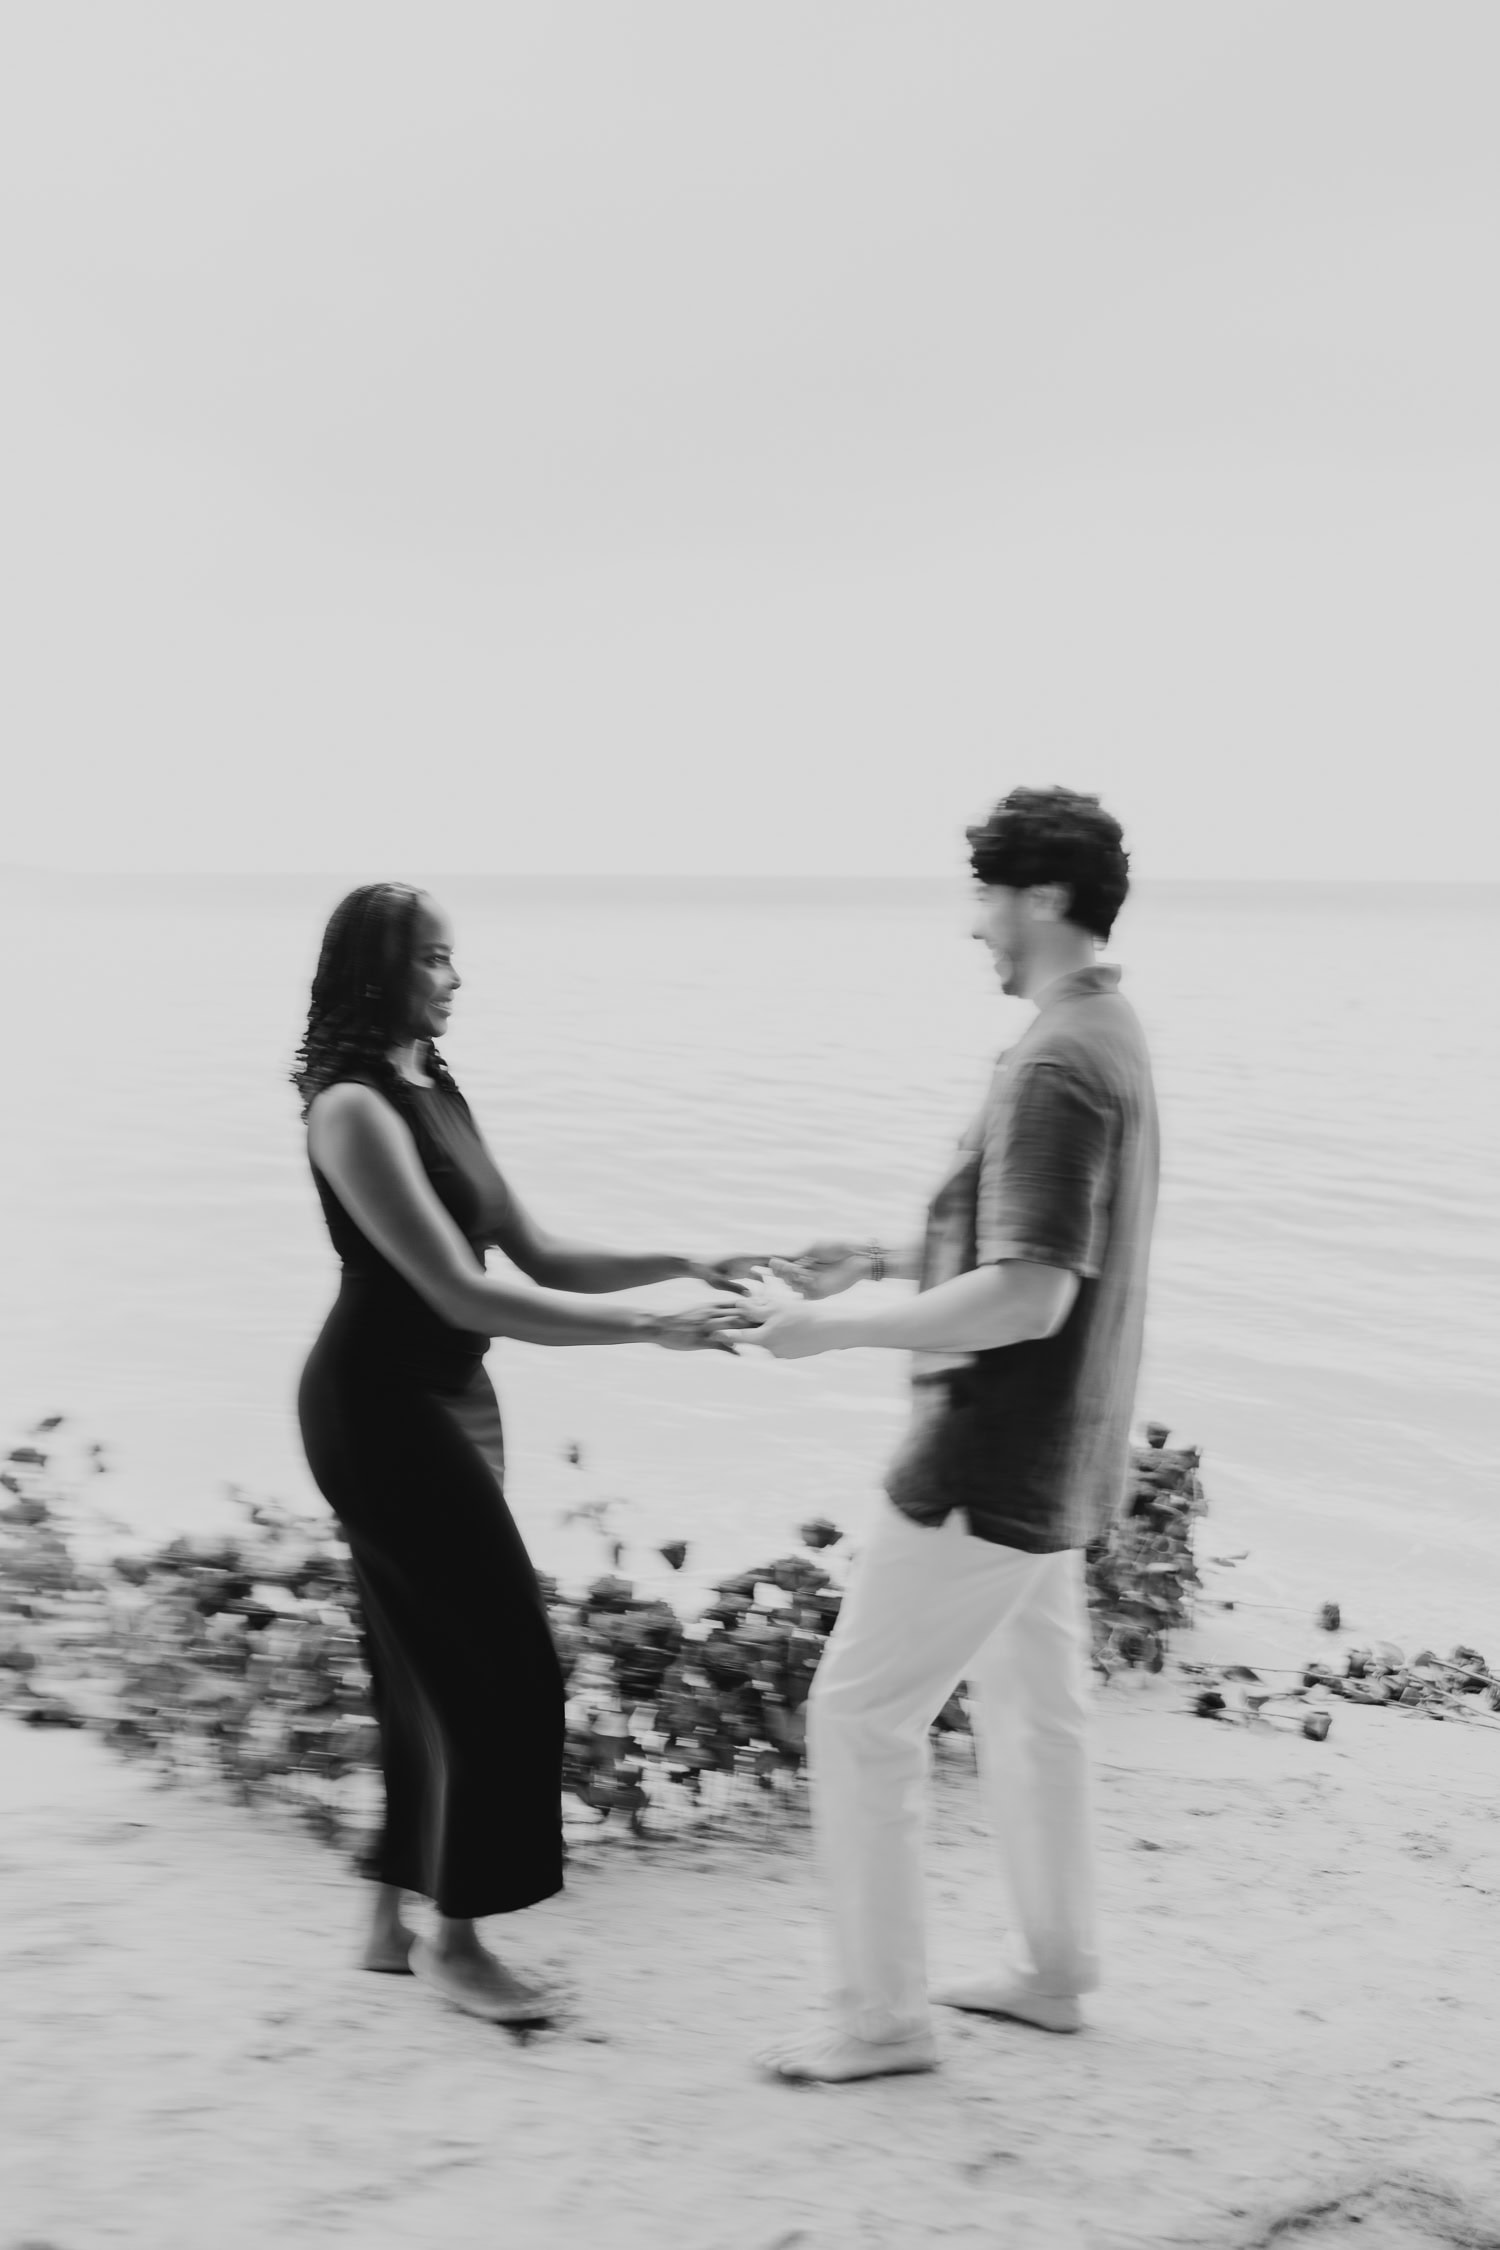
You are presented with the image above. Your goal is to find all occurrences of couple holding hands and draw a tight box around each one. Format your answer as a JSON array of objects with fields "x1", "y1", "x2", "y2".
[{"x1": 294, "y1": 786, "x2": 1158, "y2": 2082}]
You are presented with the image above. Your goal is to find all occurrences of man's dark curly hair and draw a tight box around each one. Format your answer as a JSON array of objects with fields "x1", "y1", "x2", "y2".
[
  {"x1": 966, "y1": 786, "x2": 1130, "y2": 942},
  {"x1": 292, "y1": 882, "x2": 456, "y2": 1116}
]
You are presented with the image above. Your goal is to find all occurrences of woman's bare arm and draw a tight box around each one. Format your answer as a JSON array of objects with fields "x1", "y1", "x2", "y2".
[
  {"x1": 490, "y1": 1187, "x2": 764, "y2": 1295},
  {"x1": 491, "y1": 1189, "x2": 689, "y2": 1292},
  {"x1": 307, "y1": 1085, "x2": 729, "y2": 1346}
]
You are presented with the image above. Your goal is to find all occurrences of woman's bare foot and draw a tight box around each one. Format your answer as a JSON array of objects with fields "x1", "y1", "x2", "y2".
[
  {"x1": 360, "y1": 1925, "x2": 416, "y2": 1975},
  {"x1": 361, "y1": 1883, "x2": 416, "y2": 1975},
  {"x1": 411, "y1": 1933, "x2": 555, "y2": 2025}
]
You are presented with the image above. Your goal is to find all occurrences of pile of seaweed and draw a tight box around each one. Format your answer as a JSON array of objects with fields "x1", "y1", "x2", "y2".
[
  {"x1": 1183, "y1": 1637, "x2": 1500, "y2": 1740},
  {"x1": 0, "y1": 1418, "x2": 1206, "y2": 1851}
]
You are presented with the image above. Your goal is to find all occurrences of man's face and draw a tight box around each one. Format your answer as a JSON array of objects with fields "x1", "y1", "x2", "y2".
[{"x1": 972, "y1": 884, "x2": 1030, "y2": 996}]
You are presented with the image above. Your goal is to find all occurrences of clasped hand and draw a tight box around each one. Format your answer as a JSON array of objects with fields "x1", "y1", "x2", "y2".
[
  {"x1": 652, "y1": 1303, "x2": 757, "y2": 1354},
  {"x1": 669, "y1": 1239, "x2": 876, "y2": 1360},
  {"x1": 764, "y1": 1240, "x2": 872, "y2": 1301}
]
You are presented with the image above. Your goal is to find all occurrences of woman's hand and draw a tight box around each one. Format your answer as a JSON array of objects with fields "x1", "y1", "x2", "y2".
[
  {"x1": 651, "y1": 1303, "x2": 757, "y2": 1353},
  {"x1": 767, "y1": 1241, "x2": 872, "y2": 1300},
  {"x1": 684, "y1": 1254, "x2": 771, "y2": 1296}
]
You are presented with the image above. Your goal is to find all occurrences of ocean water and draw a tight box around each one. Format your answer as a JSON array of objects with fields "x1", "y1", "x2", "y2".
[{"x1": 2, "y1": 871, "x2": 1496, "y2": 1657}]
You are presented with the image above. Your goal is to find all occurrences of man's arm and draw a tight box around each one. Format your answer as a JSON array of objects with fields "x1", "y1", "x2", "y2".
[
  {"x1": 748, "y1": 1260, "x2": 1076, "y2": 1359},
  {"x1": 751, "y1": 1058, "x2": 1109, "y2": 1359},
  {"x1": 768, "y1": 1238, "x2": 924, "y2": 1298}
]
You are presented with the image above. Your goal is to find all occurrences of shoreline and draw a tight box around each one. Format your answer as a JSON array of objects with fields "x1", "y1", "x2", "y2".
[
  {"x1": 4, "y1": 1670, "x2": 1499, "y2": 2250},
  {"x1": 7, "y1": 1427, "x2": 1500, "y2": 2244},
  {"x1": 14, "y1": 1393, "x2": 1500, "y2": 1670}
]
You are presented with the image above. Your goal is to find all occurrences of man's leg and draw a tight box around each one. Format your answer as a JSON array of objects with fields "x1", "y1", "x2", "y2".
[
  {"x1": 938, "y1": 1546, "x2": 1099, "y2": 2030},
  {"x1": 764, "y1": 1503, "x2": 1048, "y2": 2081}
]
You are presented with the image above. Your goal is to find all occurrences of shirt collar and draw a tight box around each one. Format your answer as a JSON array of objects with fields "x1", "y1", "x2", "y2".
[{"x1": 1033, "y1": 963, "x2": 1122, "y2": 1011}]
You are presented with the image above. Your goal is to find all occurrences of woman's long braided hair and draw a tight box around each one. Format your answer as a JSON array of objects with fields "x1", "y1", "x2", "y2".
[{"x1": 292, "y1": 882, "x2": 458, "y2": 1117}]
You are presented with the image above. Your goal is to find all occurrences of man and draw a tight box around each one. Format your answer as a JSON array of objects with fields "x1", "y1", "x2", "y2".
[{"x1": 749, "y1": 786, "x2": 1159, "y2": 2084}]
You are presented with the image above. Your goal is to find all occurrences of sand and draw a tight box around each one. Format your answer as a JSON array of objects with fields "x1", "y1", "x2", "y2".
[{"x1": 4, "y1": 1679, "x2": 1500, "y2": 2250}]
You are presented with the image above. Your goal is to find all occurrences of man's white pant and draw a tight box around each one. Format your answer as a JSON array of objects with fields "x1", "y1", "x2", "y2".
[{"x1": 807, "y1": 1499, "x2": 1099, "y2": 2045}]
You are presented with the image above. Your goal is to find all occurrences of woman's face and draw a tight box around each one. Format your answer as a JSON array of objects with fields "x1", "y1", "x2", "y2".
[{"x1": 405, "y1": 900, "x2": 461, "y2": 1040}]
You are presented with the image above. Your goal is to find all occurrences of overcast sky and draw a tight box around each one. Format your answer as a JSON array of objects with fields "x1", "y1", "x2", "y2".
[{"x1": 2, "y1": 2, "x2": 1496, "y2": 878}]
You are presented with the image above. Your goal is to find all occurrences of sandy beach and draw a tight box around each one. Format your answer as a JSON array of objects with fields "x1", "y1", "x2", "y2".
[
  {"x1": 7, "y1": 9, "x2": 1499, "y2": 2245},
  {"x1": 5, "y1": 1661, "x2": 1500, "y2": 2250}
]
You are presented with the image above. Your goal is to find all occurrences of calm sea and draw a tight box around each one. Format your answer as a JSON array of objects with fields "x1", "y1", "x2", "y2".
[{"x1": 3, "y1": 871, "x2": 1496, "y2": 1658}]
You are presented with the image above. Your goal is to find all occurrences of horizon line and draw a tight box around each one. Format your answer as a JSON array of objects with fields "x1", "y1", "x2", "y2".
[{"x1": 2, "y1": 865, "x2": 1498, "y2": 891}]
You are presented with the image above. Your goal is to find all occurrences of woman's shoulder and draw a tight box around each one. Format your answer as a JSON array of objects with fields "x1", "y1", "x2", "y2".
[
  {"x1": 306, "y1": 1063, "x2": 463, "y2": 1139},
  {"x1": 308, "y1": 1073, "x2": 390, "y2": 1116},
  {"x1": 306, "y1": 1076, "x2": 417, "y2": 1155}
]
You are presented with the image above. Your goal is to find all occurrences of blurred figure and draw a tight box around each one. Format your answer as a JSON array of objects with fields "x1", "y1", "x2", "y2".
[
  {"x1": 294, "y1": 883, "x2": 757, "y2": 2024},
  {"x1": 752, "y1": 790, "x2": 1158, "y2": 2081}
]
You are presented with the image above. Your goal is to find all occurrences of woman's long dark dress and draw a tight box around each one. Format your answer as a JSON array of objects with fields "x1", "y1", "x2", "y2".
[{"x1": 297, "y1": 1074, "x2": 564, "y2": 1920}]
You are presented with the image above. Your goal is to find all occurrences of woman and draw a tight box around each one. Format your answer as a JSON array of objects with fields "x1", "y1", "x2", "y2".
[{"x1": 295, "y1": 882, "x2": 753, "y2": 2024}]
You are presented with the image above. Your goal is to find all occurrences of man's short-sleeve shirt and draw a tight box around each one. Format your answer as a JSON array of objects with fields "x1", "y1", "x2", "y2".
[{"x1": 883, "y1": 964, "x2": 1159, "y2": 1553}]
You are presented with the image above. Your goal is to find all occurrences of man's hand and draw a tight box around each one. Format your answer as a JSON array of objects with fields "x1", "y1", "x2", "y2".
[
  {"x1": 767, "y1": 1241, "x2": 872, "y2": 1300},
  {"x1": 744, "y1": 1302, "x2": 844, "y2": 1360}
]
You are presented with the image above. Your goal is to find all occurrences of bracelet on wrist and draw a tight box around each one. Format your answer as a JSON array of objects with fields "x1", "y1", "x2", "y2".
[{"x1": 864, "y1": 1241, "x2": 886, "y2": 1284}]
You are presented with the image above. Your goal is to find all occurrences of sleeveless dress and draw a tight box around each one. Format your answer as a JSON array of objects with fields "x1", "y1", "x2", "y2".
[{"x1": 297, "y1": 1073, "x2": 564, "y2": 1919}]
